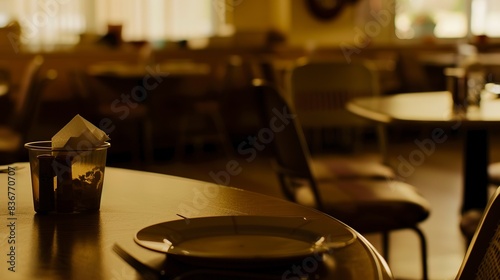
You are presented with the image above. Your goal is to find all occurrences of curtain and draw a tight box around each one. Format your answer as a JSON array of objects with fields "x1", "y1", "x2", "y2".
[{"x1": 0, "y1": 0, "x2": 225, "y2": 49}]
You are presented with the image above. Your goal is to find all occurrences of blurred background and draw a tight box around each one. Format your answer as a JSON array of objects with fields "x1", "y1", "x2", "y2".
[
  {"x1": 2, "y1": 1, "x2": 500, "y2": 279},
  {"x1": 1, "y1": 0, "x2": 500, "y2": 164}
]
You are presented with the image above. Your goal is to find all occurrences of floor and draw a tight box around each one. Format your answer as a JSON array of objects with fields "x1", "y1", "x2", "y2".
[{"x1": 103, "y1": 127, "x2": 500, "y2": 280}]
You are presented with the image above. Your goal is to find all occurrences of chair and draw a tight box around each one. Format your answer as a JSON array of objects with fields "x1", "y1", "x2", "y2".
[
  {"x1": 158, "y1": 59, "x2": 233, "y2": 160},
  {"x1": 0, "y1": 55, "x2": 56, "y2": 164},
  {"x1": 253, "y1": 81, "x2": 430, "y2": 280},
  {"x1": 219, "y1": 55, "x2": 263, "y2": 137},
  {"x1": 71, "y1": 68, "x2": 153, "y2": 162},
  {"x1": 287, "y1": 59, "x2": 387, "y2": 154},
  {"x1": 456, "y1": 186, "x2": 500, "y2": 280}
]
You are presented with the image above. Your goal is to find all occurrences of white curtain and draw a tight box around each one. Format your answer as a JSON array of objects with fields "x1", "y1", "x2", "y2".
[
  {"x1": 0, "y1": 0, "x2": 225, "y2": 49},
  {"x1": 95, "y1": 0, "x2": 216, "y2": 42},
  {"x1": 471, "y1": 0, "x2": 500, "y2": 36},
  {"x1": 0, "y1": 0, "x2": 85, "y2": 50}
]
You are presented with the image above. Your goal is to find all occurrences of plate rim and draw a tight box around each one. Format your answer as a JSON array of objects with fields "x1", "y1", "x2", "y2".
[{"x1": 133, "y1": 215, "x2": 357, "y2": 262}]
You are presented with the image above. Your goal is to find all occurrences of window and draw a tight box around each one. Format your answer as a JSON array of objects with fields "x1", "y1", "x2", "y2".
[
  {"x1": 471, "y1": 0, "x2": 500, "y2": 37},
  {"x1": 94, "y1": 0, "x2": 222, "y2": 42},
  {"x1": 396, "y1": 0, "x2": 500, "y2": 39},
  {"x1": 0, "y1": 0, "x2": 86, "y2": 50},
  {"x1": 0, "y1": 0, "x2": 230, "y2": 50}
]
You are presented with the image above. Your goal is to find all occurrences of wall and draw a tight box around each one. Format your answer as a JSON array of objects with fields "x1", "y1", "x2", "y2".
[
  {"x1": 232, "y1": 0, "x2": 397, "y2": 48},
  {"x1": 289, "y1": 0, "x2": 359, "y2": 47},
  {"x1": 232, "y1": 0, "x2": 290, "y2": 32}
]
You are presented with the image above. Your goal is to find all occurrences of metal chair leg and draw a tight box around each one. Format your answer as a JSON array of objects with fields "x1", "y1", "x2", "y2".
[
  {"x1": 412, "y1": 227, "x2": 429, "y2": 280},
  {"x1": 382, "y1": 231, "x2": 390, "y2": 263},
  {"x1": 382, "y1": 228, "x2": 428, "y2": 280}
]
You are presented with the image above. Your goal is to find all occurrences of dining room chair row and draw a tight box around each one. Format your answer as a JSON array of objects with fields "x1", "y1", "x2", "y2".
[{"x1": 252, "y1": 80, "x2": 430, "y2": 280}]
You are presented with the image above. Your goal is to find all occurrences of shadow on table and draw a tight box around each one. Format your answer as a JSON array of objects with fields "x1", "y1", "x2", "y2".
[{"x1": 32, "y1": 213, "x2": 102, "y2": 279}]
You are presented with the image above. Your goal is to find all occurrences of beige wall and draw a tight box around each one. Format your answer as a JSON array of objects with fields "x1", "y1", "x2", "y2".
[
  {"x1": 289, "y1": 0, "x2": 359, "y2": 47},
  {"x1": 232, "y1": 0, "x2": 397, "y2": 48},
  {"x1": 231, "y1": 0, "x2": 273, "y2": 31}
]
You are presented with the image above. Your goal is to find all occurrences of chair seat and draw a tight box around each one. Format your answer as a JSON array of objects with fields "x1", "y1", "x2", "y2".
[
  {"x1": 310, "y1": 155, "x2": 395, "y2": 181},
  {"x1": 488, "y1": 162, "x2": 500, "y2": 185},
  {"x1": 295, "y1": 178, "x2": 430, "y2": 233},
  {"x1": 459, "y1": 209, "x2": 484, "y2": 243}
]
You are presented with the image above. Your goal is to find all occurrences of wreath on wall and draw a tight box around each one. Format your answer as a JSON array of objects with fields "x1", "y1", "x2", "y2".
[{"x1": 305, "y1": 0, "x2": 358, "y2": 21}]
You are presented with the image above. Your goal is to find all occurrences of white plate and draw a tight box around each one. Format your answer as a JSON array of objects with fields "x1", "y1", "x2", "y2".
[{"x1": 134, "y1": 216, "x2": 356, "y2": 267}]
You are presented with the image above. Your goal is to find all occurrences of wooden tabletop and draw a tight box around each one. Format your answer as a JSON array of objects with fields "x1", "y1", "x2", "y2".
[
  {"x1": 87, "y1": 61, "x2": 211, "y2": 78},
  {"x1": 0, "y1": 163, "x2": 392, "y2": 280},
  {"x1": 347, "y1": 91, "x2": 500, "y2": 126}
]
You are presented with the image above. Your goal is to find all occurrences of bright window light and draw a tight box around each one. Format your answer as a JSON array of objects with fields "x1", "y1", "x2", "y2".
[
  {"x1": 471, "y1": 0, "x2": 500, "y2": 37},
  {"x1": 0, "y1": 0, "x2": 229, "y2": 49},
  {"x1": 396, "y1": 0, "x2": 500, "y2": 39}
]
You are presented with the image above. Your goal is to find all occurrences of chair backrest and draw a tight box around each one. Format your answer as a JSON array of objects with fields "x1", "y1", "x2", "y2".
[
  {"x1": 10, "y1": 55, "x2": 49, "y2": 134},
  {"x1": 253, "y1": 80, "x2": 323, "y2": 209},
  {"x1": 288, "y1": 59, "x2": 380, "y2": 115},
  {"x1": 70, "y1": 68, "x2": 104, "y2": 106},
  {"x1": 456, "y1": 186, "x2": 500, "y2": 280}
]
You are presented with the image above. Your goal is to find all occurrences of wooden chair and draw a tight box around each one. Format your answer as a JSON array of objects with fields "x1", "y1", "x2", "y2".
[
  {"x1": 0, "y1": 55, "x2": 56, "y2": 164},
  {"x1": 287, "y1": 59, "x2": 387, "y2": 155},
  {"x1": 456, "y1": 186, "x2": 500, "y2": 279},
  {"x1": 253, "y1": 81, "x2": 430, "y2": 280}
]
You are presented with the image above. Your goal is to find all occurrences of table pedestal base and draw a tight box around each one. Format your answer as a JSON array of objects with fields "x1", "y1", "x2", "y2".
[{"x1": 462, "y1": 129, "x2": 489, "y2": 213}]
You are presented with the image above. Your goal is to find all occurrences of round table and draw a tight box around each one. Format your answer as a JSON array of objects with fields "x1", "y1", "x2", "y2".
[
  {"x1": 347, "y1": 91, "x2": 500, "y2": 212},
  {"x1": 0, "y1": 163, "x2": 392, "y2": 280}
]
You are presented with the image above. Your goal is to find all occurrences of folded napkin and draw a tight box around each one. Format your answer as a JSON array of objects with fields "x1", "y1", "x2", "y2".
[{"x1": 52, "y1": 114, "x2": 110, "y2": 149}]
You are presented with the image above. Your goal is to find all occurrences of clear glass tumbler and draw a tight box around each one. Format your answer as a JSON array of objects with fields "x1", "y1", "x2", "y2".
[{"x1": 25, "y1": 141, "x2": 110, "y2": 213}]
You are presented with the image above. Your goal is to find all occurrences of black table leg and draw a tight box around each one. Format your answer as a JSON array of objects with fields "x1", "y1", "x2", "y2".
[{"x1": 462, "y1": 129, "x2": 489, "y2": 213}]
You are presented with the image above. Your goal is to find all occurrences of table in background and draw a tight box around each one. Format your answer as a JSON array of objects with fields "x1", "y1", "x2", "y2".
[
  {"x1": 85, "y1": 61, "x2": 224, "y2": 161},
  {"x1": 347, "y1": 91, "x2": 500, "y2": 213},
  {"x1": 0, "y1": 163, "x2": 392, "y2": 279}
]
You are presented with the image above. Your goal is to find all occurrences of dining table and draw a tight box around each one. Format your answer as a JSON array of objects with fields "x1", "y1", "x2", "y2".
[
  {"x1": 84, "y1": 60, "x2": 222, "y2": 162},
  {"x1": 346, "y1": 91, "x2": 500, "y2": 214},
  {"x1": 85, "y1": 60, "x2": 215, "y2": 106},
  {"x1": 86, "y1": 61, "x2": 212, "y2": 78},
  {"x1": 0, "y1": 163, "x2": 392, "y2": 280},
  {"x1": 85, "y1": 60, "x2": 215, "y2": 104}
]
